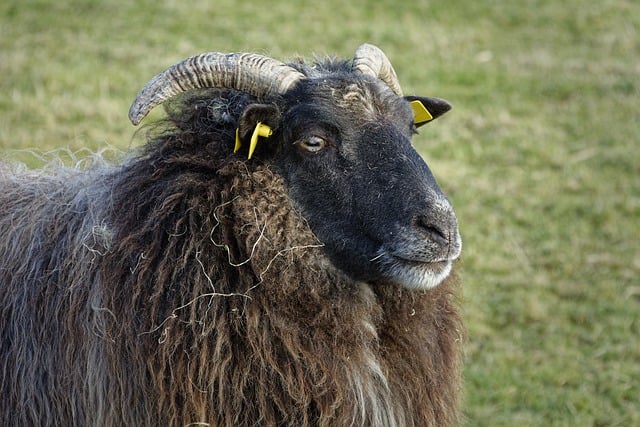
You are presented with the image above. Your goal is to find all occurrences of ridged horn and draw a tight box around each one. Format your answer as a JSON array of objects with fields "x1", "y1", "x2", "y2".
[
  {"x1": 352, "y1": 43, "x2": 403, "y2": 96},
  {"x1": 129, "y1": 52, "x2": 305, "y2": 125}
]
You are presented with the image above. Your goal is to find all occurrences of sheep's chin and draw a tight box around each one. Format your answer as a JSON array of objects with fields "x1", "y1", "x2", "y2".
[{"x1": 377, "y1": 257, "x2": 453, "y2": 290}]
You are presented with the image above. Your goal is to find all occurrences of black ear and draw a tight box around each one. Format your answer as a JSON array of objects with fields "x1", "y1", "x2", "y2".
[
  {"x1": 404, "y1": 96, "x2": 452, "y2": 128},
  {"x1": 238, "y1": 103, "x2": 281, "y2": 140},
  {"x1": 236, "y1": 103, "x2": 281, "y2": 158}
]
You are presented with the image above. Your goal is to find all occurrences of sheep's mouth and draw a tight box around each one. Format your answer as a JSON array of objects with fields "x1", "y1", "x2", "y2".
[{"x1": 371, "y1": 252, "x2": 454, "y2": 290}]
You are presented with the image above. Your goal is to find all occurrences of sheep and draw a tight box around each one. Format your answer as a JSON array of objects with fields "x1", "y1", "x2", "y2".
[{"x1": 0, "y1": 44, "x2": 463, "y2": 426}]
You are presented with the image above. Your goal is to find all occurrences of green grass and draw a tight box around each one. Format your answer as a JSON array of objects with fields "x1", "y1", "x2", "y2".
[{"x1": 1, "y1": 0, "x2": 638, "y2": 425}]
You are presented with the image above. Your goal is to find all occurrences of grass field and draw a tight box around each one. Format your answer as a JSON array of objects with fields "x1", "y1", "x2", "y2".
[{"x1": 1, "y1": 0, "x2": 638, "y2": 425}]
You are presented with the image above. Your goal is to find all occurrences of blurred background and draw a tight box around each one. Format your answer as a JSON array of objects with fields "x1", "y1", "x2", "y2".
[{"x1": 1, "y1": 0, "x2": 638, "y2": 425}]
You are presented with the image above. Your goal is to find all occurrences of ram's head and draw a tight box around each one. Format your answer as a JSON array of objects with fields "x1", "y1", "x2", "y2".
[{"x1": 129, "y1": 44, "x2": 461, "y2": 289}]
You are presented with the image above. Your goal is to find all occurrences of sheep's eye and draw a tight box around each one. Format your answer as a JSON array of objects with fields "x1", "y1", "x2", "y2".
[{"x1": 296, "y1": 136, "x2": 328, "y2": 153}]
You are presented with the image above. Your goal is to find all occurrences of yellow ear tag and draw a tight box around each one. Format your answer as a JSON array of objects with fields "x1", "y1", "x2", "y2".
[
  {"x1": 248, "y1": 122, "x2": 272, "y2": 159},
  {"x1": 411, "y1": 100, "x2": 433, "y2": 124},
  {"x1": 234, "y1": 128, "x2": 242, "y2": 153}
]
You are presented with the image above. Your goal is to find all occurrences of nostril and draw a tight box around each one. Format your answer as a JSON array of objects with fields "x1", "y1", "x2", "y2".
[{"x1": 413, "y1": 215, "x2": 449, "y2": 245}]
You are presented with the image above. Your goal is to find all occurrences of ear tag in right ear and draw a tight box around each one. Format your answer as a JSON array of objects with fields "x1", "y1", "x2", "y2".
[
  {"x1": 248, "y1": 122, "x2": 272, "y2": 159},
  {"x1": 411, "y1": 100, "x2": 433, "y2": 124}
]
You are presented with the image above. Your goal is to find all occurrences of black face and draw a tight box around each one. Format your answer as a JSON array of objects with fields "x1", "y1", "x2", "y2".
[{"x1": 269, "y1": 78, "x2": 461, "y2": 289}]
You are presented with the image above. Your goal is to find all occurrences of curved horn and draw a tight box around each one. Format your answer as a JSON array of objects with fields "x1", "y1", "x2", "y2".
[
  {"x1": 352, "y1": 43, "x2": 403, "y2": 96},
  {"x1": 129, "y1": 52, "x2": 305, "y2": 125}
]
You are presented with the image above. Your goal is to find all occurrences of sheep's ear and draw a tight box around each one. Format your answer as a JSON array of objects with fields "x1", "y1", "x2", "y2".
[
  {"x1": 405, "y1": 96, "x2": 452, "y2": 128},
  {"x1": 236, "y1": 104, "x2": 281, "y2": 158}
]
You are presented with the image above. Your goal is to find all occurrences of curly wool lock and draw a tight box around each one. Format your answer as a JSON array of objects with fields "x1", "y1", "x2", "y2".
[{"x1": 1, "y1": 45, "x2": 463, "y2": 426}]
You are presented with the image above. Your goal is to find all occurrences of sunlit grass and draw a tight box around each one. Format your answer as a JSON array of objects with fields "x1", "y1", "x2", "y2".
[{"x1": 1, "y1": 0, "x2": 638, "y2": 425}]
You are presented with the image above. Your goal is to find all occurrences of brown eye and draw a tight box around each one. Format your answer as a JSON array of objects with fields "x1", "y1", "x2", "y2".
[{"x1": 296, "y1": 136, "x2": 328, "y2": 153}]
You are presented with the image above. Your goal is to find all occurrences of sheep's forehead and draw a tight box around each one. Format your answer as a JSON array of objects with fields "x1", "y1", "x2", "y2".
[
  {"x1": 328, "y1": 81, "x2": 397, "y2": 120},
  {"x1": 336, "y1": 83, "x2": 376, "y2": 117}
]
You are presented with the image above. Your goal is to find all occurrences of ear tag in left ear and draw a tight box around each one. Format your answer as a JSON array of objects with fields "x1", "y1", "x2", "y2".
[
  {"x1": 248, "y1": 122, "x2": 272, "y2": 159},
  {"x1": 411, "y1": 100, "x2": 433, "y2": 124},
  {"x1": 234, "y1": 128, "x2": 242, "y2": 153}
]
